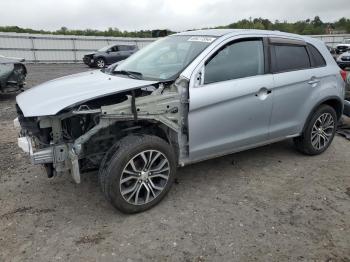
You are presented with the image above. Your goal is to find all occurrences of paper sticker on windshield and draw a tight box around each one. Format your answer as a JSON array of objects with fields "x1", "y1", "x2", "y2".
[{"x1": 188, "y1": 36, "x2": 216, "y2": 43}]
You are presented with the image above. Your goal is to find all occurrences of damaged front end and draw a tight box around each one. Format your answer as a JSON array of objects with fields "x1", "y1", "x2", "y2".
[
  {"x1": 15, "y1": 77, "x2": 189, "y2": 183},
  {"x1": 0, "y1": 56, "x2": 27, "y2": 94}
]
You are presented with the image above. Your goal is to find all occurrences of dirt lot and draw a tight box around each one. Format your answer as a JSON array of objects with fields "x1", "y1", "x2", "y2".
[{"x1": 0, "y1": 64, "x2": 350, "y2": 262}]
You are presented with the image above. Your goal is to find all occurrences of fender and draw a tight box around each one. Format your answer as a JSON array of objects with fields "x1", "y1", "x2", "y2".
[{"x1": 301, "y1": 96, "x2": 344, "y2": 133}]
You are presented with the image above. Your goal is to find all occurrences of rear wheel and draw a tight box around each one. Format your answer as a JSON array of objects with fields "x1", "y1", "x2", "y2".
[
  {"x1": 294, "y1": 105, "x2": 337, "y2": 155},
  {"x1": 98, "y1": 135, "x2": 176, "y2": 213}
]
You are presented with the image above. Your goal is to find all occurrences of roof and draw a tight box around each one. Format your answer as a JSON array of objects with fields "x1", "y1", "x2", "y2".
[
  {"x1": 175, "y1": 29, "x2": 305, "y2": 40},
  {"x1": 176, "y1": 29, "x2": 247, "y2": 37}
]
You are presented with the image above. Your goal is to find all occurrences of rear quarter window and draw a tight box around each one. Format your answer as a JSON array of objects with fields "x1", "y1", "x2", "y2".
[
  {"x1": 273, "y1": 45, "x2": 311, "y2": 73},
  {"x1": 307, "y1": 44, "x2": 326, "y2": 67}
]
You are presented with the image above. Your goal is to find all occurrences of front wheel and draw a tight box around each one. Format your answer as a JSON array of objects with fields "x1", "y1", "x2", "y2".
[
  {"x1": 294, "y1": 105, "x2": 337, "y2": 155},
  {"x1": 98, "y1": 135, "x2": 177, "y2": 213},
  {"x1": 95, "y1": 58, "x2": 106, "y2": 68}
]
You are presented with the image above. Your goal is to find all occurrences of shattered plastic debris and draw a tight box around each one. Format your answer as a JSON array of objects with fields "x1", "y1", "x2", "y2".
[{"x1": 337, "y1": 116, "x2": 350, "y2": 140}]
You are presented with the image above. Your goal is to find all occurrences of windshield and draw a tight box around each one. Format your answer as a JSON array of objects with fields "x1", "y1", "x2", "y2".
[
  {"x1": 114, "y1": 35, "x2": 216, "y2": 81},
  {"x1": 98, "y1": 44, "x2": 114, "y2": 52},
  {"x1": 345, "y1": 39, "x2": 350, "y2": 44}
]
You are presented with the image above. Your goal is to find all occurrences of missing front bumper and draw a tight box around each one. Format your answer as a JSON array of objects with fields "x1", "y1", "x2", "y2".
[
  {"x1": 16, "y1": 135, "x2": 81, "y2": 183},
  {"x1": 17, "y1": 136, "x2": 54, "y2": 164}
]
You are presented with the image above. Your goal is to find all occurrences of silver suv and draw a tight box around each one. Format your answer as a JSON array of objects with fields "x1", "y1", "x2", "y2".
[{"x1": 15, "y1": 30, "x2": 346, "y2": 213}]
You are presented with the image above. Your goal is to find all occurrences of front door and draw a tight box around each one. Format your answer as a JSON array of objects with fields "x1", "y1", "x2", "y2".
[
  {"x1": 106, "y1": 45, "x2": 122, "y2": 63},
  {"x1": 188, "y1": 38, "x2": 274, "y2": 161}
]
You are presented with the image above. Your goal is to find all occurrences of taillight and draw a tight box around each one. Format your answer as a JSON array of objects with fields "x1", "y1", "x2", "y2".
[{"x1": 340, "y1": 70, "x2": 347, "y2": 82}]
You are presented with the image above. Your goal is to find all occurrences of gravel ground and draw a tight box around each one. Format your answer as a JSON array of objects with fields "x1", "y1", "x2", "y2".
[{"x1": 0, "y1": 64, "x2": 350, "y2": 262}]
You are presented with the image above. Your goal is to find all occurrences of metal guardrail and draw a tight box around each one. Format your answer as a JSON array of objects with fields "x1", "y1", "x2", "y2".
[{"x1": 0, "y1": 32, "x2": 349, "y2": 63}]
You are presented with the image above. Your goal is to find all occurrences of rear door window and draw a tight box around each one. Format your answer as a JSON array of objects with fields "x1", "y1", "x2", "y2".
[
  {"x1": 119, "y1": 45, "x2": 133, "y2": 51},
  {"x1": 273, "y1": 45, "x2": 311, "y2": 73}
]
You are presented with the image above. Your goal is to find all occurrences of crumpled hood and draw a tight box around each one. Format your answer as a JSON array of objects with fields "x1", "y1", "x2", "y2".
[
  {"x1": 84, "y1": 53, "x2": 96, "y2": 57},
  {"x1": 16, "y1": 70, "x2": 156, "y2": 117}
]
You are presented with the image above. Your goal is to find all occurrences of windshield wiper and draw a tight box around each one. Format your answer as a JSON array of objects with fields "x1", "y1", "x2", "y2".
[{"x1": 113, "y1": 70, "x2": 143, "y2": 80}]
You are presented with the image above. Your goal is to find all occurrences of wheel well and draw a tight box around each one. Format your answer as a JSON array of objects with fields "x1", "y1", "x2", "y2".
[
  {"x1": 302, "y1": 98, "x2": 343, "y2": 133},
  {"x1": 83, "y1": 121, "x2": 176, "y2": 166},
  {"x1": 321, "y1": 99, "x2": 343, "y2": 120},
  {"x1": 132, "y1": 122, "x2": 170, "y2": 143}
]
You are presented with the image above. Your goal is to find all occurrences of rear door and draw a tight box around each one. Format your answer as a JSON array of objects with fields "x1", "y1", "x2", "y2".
[
  {"x1": 268, "y1": 38, "x2": 325, "y2": 138},
  {"x1": 118, "y1": 45, "x2": 133, "y2": 60}
]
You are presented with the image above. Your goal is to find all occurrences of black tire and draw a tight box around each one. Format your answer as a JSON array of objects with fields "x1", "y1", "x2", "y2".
[
  {"x1": 98, "y1": 135, "x2": 177, "y2": 214},
  {"x1": 293, "y1": 105, "x2": 337, "y2": 155},
  {"x1": 95, "y1": 57, "x2": 106, "y2": 68}
]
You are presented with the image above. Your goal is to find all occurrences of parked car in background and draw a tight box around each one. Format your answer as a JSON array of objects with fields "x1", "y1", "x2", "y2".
[
  {"x1": 0, "y1": 55, "x2": 27, "y2": 94},
  {"x1": 336, "y1": 39, "x2": 350, "y2": 54},
  {"x1": 83, "y1": 44, "x2": 138, "y2": 68},
  {"x1": 346, "y1": 72, "x2": 350, "y2": 99},
  {"x1": 15, "y1": 29, "x2": 346, "y2": 213},
  {"x1": 337, "y1": 51, "x2": 350, "y2": 70},
  {"x1": 327, "y1": 45, "x2": 337, "y2": 60}
]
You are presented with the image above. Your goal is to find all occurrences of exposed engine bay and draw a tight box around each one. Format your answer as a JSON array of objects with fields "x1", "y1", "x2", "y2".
[{"x1": 15, "y1": 77, "x2": 189, "y2": 183}]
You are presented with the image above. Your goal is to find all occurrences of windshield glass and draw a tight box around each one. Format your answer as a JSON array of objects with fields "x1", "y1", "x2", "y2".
[
  {"x1": 98, "y1": 44, "x2": 114, "y2": 52},
  {"x1": 114, "y1": 35, "x2": 216, "y2": 81},
  {"x1": 345, "y1": 39, "x2": 350, "y2": 44}
]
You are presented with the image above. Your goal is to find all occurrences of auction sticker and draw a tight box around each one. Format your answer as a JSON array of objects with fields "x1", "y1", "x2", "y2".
[{"x1": 188, "y1": 36, "x2": 216, "y2": 43}]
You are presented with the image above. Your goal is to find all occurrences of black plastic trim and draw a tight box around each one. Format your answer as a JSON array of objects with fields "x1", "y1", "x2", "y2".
[{"x1": 268, "y1": 37, "x2": 306, "y2": 46}]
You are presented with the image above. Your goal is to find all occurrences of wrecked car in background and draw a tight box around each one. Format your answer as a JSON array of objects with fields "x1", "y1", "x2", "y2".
[
  {"x1": 15, "y1": 29, "x2": 345, "y2": 213},
  {"x1": 0, "y1": 55, "x2": 27, "y2": 94}
]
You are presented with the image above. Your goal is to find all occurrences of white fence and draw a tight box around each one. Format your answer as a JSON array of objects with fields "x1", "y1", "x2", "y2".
[
  {"x1": 311, "y1": 34, "x2": 350, "y2": 47},
  {"x1": 0, "y1": 32, "x2": 155, "y2": 63},
  {"x1": 0, "y1": 32, "x2": 349, "y2": 63}
]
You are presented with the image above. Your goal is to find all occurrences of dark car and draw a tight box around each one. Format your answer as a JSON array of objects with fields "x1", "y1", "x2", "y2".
[
  {"x1": 83, "y1": 44, "x2": 138, "y2": 68},
  {"x1": 0, "y1": 55, "x2": 27, "y2": 94}
]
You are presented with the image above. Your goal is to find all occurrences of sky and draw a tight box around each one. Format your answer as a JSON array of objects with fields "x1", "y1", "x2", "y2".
[{"x1": 0, "y1": 0, "x2": 349, "y2": 32}]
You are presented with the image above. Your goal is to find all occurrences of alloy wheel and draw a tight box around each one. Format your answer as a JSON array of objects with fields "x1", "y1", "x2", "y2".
[
  {"x1": 311, "y1": 113, "x2": 335, "y2": 150},
  {"x1": 119, "y1": 150, "x2": 170, "y2": 205},
  {"x1": 96, "y1": 59, "x2": 105, "y2": 68}
]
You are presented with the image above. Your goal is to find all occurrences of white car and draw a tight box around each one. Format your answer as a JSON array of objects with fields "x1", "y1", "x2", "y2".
[
  {"x1": 337, "y1": 51, "x2": 350, "y2": 70},
  {"x1": 336, "y1": 39, "x2": 350, "y2": 54}
]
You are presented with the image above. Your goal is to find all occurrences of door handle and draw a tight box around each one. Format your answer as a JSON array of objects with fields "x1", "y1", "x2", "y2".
[
  {"x1": 308, "y1": 77, "x2": 320, "y2": 85},
  {"x1": 255, "y1": 88, "x2": 272, "y2": 99}
]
